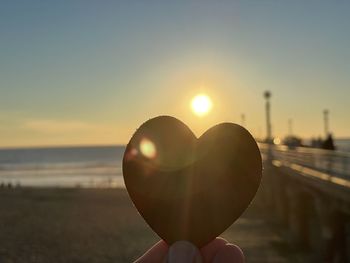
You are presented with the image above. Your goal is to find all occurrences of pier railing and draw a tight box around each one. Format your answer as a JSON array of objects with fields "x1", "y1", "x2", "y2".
[{"x1": 259, "y1": 143, "x2": 350, "y2": 179}]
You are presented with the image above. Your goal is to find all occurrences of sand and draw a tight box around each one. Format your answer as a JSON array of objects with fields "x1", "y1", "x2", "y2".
[{"x1": 0, "y1": 188, "x2": 301, "y2": 262}]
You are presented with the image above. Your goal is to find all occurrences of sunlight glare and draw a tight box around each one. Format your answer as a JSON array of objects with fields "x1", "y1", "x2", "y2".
[
  {"x1": 191, "y1": 94, "x2": 212, "y2": 117},
  {"x1": 273, "y1": 137, "x2": 281, "y2": 145}
]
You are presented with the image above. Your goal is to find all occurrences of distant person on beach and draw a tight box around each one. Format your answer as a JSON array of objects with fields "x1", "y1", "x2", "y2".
[
  {"x1": 135, "y1": 237, "x2": 244, "y2": 263},
  {"x1": 322, "y1": 134, "x2": 336, "y2": 151}
]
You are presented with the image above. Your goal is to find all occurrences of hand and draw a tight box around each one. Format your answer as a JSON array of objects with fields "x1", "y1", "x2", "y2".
[{"x1": 134, "y1": 237, "x2": 244, "y2": 263}]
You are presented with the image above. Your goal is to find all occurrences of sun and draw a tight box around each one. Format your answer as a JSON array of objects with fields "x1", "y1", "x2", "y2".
[{"x1": 191, "y1": 94, "x2": 212, "y2": 117}]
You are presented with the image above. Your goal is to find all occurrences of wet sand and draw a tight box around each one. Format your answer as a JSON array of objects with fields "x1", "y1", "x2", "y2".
[{"x1": 0, "y1": 188, "x2": 301, "y2": 262}]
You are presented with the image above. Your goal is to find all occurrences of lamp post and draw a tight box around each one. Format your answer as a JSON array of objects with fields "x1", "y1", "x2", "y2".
[
  {"x1": 323, "y1": 109, "x2": 329, "y2": 138},
  {"x1": 241, "y1": 114, "x2": 246, "y2": 127},
  {"x1": 264, "y1": 91, "x2": 272, "y2": 143},
  {"x1": 288, "y1": 118, "x2": 293, "y2": 136}
]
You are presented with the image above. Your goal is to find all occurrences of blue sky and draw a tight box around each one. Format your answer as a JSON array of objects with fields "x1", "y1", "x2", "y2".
[{"x1": 1, "y1": 1, "x2": 350, "y2": 147}]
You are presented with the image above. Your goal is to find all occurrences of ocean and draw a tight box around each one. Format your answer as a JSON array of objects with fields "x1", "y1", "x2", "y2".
[
  {"x1": 0, "y1": 139, "x2": 349, "y2": 188},
  {"x1": 0, "y1": 146, "x2": 125, "y2": 188},
  {"x1": 335, "y1": 139, "x2": 350, "y2": 153}
]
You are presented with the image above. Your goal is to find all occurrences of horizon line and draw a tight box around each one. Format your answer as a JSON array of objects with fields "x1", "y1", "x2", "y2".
[
  {"x1": 0, "y1": 143, "x2": 126, "y2": 151},
  {"x1": 1, "y1": 136, "x2": 350, "y2": 150}
]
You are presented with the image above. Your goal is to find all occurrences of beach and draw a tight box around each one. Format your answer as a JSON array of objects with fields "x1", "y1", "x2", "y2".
[
  {"x1": 0, "y1": 145, "x2": 323, "y2": 262},
  {"x1": 0, "y1": 187, "x2": 303, "y2": 263}
]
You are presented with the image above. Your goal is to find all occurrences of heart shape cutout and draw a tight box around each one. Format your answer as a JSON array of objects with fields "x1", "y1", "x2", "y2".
[{"x1": 123, "y1": 116, "x2": 262, "y2": 247}]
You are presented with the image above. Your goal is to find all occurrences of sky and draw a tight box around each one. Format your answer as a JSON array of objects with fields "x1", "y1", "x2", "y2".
[{"x1": 1, "y1": 1, "x2": 350, "y2": 147}]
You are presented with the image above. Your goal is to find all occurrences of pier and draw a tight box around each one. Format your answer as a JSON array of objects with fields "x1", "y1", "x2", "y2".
[{"x1": 259, "y1": 143, "x2": 350, "y2": 262}]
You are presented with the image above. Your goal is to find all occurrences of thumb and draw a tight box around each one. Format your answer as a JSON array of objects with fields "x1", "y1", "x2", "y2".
[{"x1": 167, "y1": 241, "x2": 202, "y2": 263}]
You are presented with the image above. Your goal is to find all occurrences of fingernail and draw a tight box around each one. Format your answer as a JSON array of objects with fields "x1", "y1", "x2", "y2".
[{"x1": 167, "y1": 241, "x2": 200, "y2": 263}]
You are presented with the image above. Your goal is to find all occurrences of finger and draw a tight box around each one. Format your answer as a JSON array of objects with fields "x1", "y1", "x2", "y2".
[
  {"x1": 200, "y1": 237, "x2": 228, "y2": 263},
  {"x1": 167, "y1": 240, "x2": 202, "y2": 263},
  {"x1": 213, "y1": 244, "x2": 245, "y2": 263},
  {"x1": 134, "y1": 240, "x2": 168, "y2": 263}
]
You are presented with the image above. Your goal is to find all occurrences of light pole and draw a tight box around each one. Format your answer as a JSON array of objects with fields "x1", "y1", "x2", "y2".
[
  {"x1": 241, "y1": 114, "x2": 246, "y2": 127},
  {"x1": 264, "y1": 91, "x2": 272, "y2": 142},
  {"x1": 323, "y1": 109, "x2": 329, "y2": 138},
  {"x1": 288, "y1": 118, "x2": 293, "y2": 136}
]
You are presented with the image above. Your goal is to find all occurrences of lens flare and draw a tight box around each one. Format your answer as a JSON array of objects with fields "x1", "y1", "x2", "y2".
[
  {"x1": 140, "y1": 138, "x2": 157, "y2": 159},
  {"x1": 191, "y1": 94, "x2": 212, "y2": 117}
]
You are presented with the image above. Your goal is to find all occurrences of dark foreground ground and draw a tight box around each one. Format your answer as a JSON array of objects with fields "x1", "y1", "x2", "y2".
[{"x1": 0, "y1": 188, "x2": 303, "y2": 262}]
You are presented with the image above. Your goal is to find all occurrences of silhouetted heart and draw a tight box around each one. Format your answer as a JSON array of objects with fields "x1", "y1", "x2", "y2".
[{"x1": 123, "y1": 116, "x2": 262, "y2": 247}]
